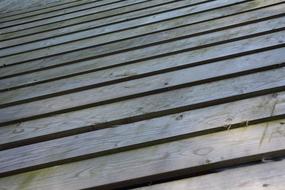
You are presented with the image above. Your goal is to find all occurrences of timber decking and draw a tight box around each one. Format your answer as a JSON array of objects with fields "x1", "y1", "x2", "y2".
[{"x1": 0, "y1": 0, "x2": 285, "y2": 189}]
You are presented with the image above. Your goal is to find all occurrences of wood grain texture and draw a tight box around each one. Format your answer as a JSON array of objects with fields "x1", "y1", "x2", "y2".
[
  {"x1": 0, "y1": 92, "x2": 284, "y2": 176},
  {"x1": 1, "y1": 118, "x2": 285, "y2": 190},
  {"x1": 1, "y1": 1, "x2": 285, "y2": 189},
  {"x1": 0, "y1": 0, "x2": 107, "y2": 17},
  {"x1": 0, "y1": 0, "x2": 140, "y2": 26},
  {"x1": 0, "y1": 25, "x2": 284, "y2": 107},
  {"x1": 0, "y1": 0, "x2": 276, "y2": 78},
  {"x1": 3, "y1": 1, "x2": 284, "y2": 60},
  {"x1": 1, "y1": 46, "x2": 284, "y2": 108},
  {"x1": 0, "y1": 0, "x2": 246, "y2": 48},
  {"x1": 0, "y1": 0, "x2": 208, "y2": 35},
  {"x1": 1, "y1": 4, "x2": 285, "y2": 64},
  {"x1": 1, "y1": 66, "x2": 285, "y2": 148},
  {"x1": 135, "y1": 159, "x2": 285, "y2": 190},
  {"x1": 0, "y1": 0, "x2": 272, "y2": 59},
  {"x1": 0, "y1": 0, "x2": 75, "y2": 15},
  {"x1": 0, "y1": 0, "x2": 215, "y2": 56},
  {"x1": 0, "y1": 21, "x2": 283, "y2": 90},
  {"x1": 0, "y1": 37, "x2": 285, "y2": 122},
  {"x1": 1, "y1": 16, "x2": 284, "y2": 85}
]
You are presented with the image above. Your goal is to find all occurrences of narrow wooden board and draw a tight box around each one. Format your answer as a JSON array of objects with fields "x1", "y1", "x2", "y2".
[
  {"x1": 0, "y1": 0, "x2": 208, "y2": 34},
  {"x1": 1, "y1": 66, "x2": 285, "y2": 148},
  {"x1": 1, "y1": 46, "x2": 284, "y2": 108},
  {"x1": 135, "y1": 159, "x2": 285, "y2": 190},
  {"x1": 0, "y1": 0, "x2": 248, "y2": 46},
  {"x1": 3, "y1": 0, "x2": 276, "y2": 57},
  {"x1": 0, "y1": 0, "x2": 138, "y2": 25},
  {"x1": 1, "y1": 39, "x2": 285, "y2": 108},
  {"x1": 0, "y1": 26, "x2": 283, "y2": 93},
  {"x1": 0, "y1": 0, "x2": 113, "y2": 20},
  {"x1": 0, "y1": 118, "x2": 285, "y2": 190},
  {"x1": 1, "y1": 23, "x2": 284, "y2": 89},
  {"x1": 1, "y1": 3, "x2": 284, "y2": 61},
  {"x1": 1, "y1": 61, "x2": 285, "y2": 124},
  {"x1": 1, "y1": 92, "x2": 285, "y2": 176}
]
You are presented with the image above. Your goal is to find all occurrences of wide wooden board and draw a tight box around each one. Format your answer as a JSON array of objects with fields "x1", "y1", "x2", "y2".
[
  {"x1": 0, "y1": 0, "x2": 248, "y2": 46},
  {"x1": 135, "y1": 159, "x2": 285, "y2": 190},
  {"x1": 0, "y1": 92, "x2": 285, "y2": 176},
  {"x1": 0, "y1": 0, "x2": 264, "y2": 56},
  {"x1": 0, "y1": 0, "x2": 143, "y2": 26},
  {"x1": 0, "y1": 19, "x2": 284, "y2": 81},
  {"x1": 1, "y1": 66, "x2": 285, "y2": 149},
  {"x1": 0, "y1": 118, "x2": 285, "y2": 190},
  {"x1": 1, "y1": 4, "x2": 284, "y2": 63},
  {"x1": 0, "y1": 0, "x2": 117, "y2": 20},
  {"x1": 1, "y1": 46, "x2": 284, "y2": 108},
  {"x1": 0, "y1": 0, "x2": 208, "y2": 34}
]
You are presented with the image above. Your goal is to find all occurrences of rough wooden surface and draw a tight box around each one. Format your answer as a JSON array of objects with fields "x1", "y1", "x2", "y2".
[
  {"x1": 1, "y1": 118, "x2": 285, "y2": 190},
  {"x1": 135, "y1": 159, "x2": 285, "y2": 190},
  {"x1": 0, "y1": 0, "x2": 207, "y2": 36},
  {"x1": 0, "y1": 92, "x2": 284, "y2": 176},
  {"x1": 0, "y1": 0, "x2": 279, "y2": 77},
  {"x1": 1, "y1": 66, "x2": 285, "y2": 148},
  {"x1": 0, "y1": 0, "x2": 71, "y2": 14},
  {"x1": 1, "y1": 0, "x2": 262, "y2": 56},
  {"x1": 0, "y1": 0, "x2": 147, "y2": 28},
  {"x1": 1, "y1": 9, "x2": 285, "y2": 69},
  {"x1": 1, "y1": 44, "x2": 285, "y2": 124},
  {"x1": 0, "y1": 0, "x2": 259, "y2": 48},
  {"x1": 0, "y1": 0, "x2": 285, "y2": 189},
  {"x1": 1, "y1": 46, "x2": 284, "y2": 107}
]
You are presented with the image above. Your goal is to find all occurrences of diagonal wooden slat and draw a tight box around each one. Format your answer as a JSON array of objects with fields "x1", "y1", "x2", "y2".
[
  {"x1": 1, "y1": 117, "x2": 285, "y2": 190},
  {"x1": 0, "y1": 91, "x2": 285, "y2": 177}
]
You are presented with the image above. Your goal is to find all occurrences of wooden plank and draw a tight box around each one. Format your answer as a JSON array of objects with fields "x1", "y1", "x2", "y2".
[
  {"x1": 1, "y1": 48, "x2": 285, "y2": 148},
  {"x1": 0, "y1": 117, "x2": 285, "y2": 189},
  {"x1": 1, "y1": 44, "x2": 285, "y2": 108},
  {"x1": 0, "y1": 0, "x2": 208, "y2": 34},
  {"x1": 0, "y1": 0, "x2": 165, "y2": 33},
  {"x1": 1, "y1": 3, "x2": 284, "y2": 60},
  {"x1": 0, "y1": 26, "x2": 284, "y2": 116},
  {"x1": 0, "y1": 0, "x2": 270, "y2": 56},
  {"x1": 0, "y1": 0, "x2": 108, "y2": 19},
  {"x1": 135, "y1": 159, "x2": 285, "y2": 190},
  {"x1": 0, "y1": 65, "x2": 285, "y2": 147},
  {"x1": 1, "y1": 15, "x2": 284, "y2": 78},
  {"x1": 0, "y1": 0, "x2": 134, "y2": 25},
  {"x1": 0, "y1": 0, "x2": 248, "y2": 46},
  {"x1": 0, "y1": 21, "x2": 284, "y2": 87},
  {"x1": 1, "y1": 46, "x2": 284, "y2": 109},
  {"x1": 0, "y1": 91, "x2": 285, "y2": 176},
  {"x1": 2, "y1": 14, "x2": 285, "y2": 74},
  {"x1": 1, "y1": 60, "x2": 285, "y2": 124}
]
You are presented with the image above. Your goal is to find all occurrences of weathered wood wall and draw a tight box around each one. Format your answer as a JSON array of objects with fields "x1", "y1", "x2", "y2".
[{"x1": 0, "y1": 0, "x2": 285, "y2": 189}]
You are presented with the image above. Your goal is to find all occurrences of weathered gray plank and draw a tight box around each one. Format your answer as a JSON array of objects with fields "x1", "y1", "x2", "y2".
[
  {"x1": 0, "y1": 0, "x2": 105, "y2": 19},
  {"x1": 0, "y1": 0, "x2": 133, "y2": 25},
  {"x1": 2, "y1": 45, "x2": 284, "y2": 109},
  {"x1": 1, "y1": 15, "x2": 284, "y2": 79},
  {"x1": 1, "y1": 21, "x2": 284, "y2": 89},
  {"x1": 0, "y1": 118, "x2": 285, "y2": 190},
  {"x1": 0, "y1": 92, "x2": 284, "y2": 176},
  {"x1": 1, "y1": 43, "x2": 285, "y2": 109},
  {"x1": 0, "y1": 25, "x2": 285, "y2": 119},
  {"x1": 135, "y1": 159, "x2": 285, "y2": 190},
  {"x1": 1, "y1": 3, "x2": 284, "y2": 62},
  {"x1": 0, "y1": 0, "x2": 207, "y2": 35},
  {"x1": 1, "y1": 61, "x2": 285, "y2": 124},
  {"x1": 0, "y1": 66, "x2": 285, "y2": 146},
  {"x1": 0, "y1": 0, "x2": 247, "y2": 48}
]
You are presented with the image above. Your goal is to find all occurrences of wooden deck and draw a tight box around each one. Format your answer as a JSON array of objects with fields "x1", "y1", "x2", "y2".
[{"x1": 0, "y1": 0, "x2": 285, "y2": 189}]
